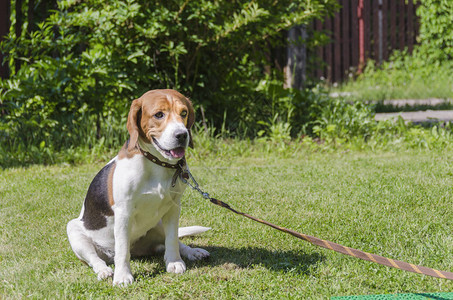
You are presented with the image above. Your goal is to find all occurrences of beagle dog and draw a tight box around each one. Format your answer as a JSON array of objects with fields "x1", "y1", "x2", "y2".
[{"x1": 67, "y1": 89, "x2": 210, "y2": 286}]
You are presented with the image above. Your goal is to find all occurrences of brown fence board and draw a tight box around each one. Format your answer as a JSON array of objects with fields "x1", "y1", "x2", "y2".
[
  {"x1": 351, "y1": 0, "x2": 359, "y2": 69},
  {"x1": 334, "y1": 11, "x2": 342, "y2": 82},
  {"x1": 363, "y1": 0, "x2": 371, "y2": 62},
  {"x1": 407, "y1": 0, "x2": 414, "y2": 52},
  {"x1": 399, "y1": 0, "x2": 406, "y2": 50},
  {"x1": 342, "y1": 0, "x2": 350, "y2": 76},
  {"x1": 373, "y1": 0, "x2": 379, "y2": 61},
  {"x1": 390, "y1": 0, "x2": 397, "y2": 51},
  {"x1": 382, "y1": 0, "x2": 388, "y2": 60}
]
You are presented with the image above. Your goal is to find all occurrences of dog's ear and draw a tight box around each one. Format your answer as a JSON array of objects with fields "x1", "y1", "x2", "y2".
[
  {"x1": 127, "y1": 98, "x2": 143, "y2": 151},
  {"x1": 186, "y1": 98, "x2": 195, "y2": 148}
]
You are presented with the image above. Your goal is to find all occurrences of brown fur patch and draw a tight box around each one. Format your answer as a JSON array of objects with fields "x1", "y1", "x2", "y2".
[
  {"x1": 118, "y1": 140, "x2": 141, "y2": 160},
  {"x1": 107, "y1": 162, "x2": 116, "y2": 206}
]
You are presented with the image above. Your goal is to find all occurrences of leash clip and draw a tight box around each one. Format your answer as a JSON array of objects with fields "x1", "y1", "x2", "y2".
[{"x1": 181, "y1": 170, "x2": 211, "y2": 199}]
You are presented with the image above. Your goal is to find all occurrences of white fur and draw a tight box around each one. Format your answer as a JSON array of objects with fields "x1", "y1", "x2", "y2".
[
  {"x1": 159, "y1": 122, "x2": 190, "y2": 150},
  {"x1": 67, "y1": 121, "x2": 209, "y2": 287},
  {"x1": 178, "y1": 226, "x2": 211, "y2": 237}
]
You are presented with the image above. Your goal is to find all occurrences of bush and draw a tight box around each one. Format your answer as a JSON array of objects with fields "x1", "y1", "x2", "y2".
[
  {"x1": 416, "y1": 0, "x2": 453, "y2": 62},
  {"x1": 0, "y1": 0, "x2": 338, "y2": 166},
  {"x1": 335, "y1": 52, "x2": 453, "y2": 101}
]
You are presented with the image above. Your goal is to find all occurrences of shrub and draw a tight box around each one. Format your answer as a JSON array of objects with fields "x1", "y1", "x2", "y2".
[
  {"x1": 335, "y1": 52, "x2": 453, "y2": 101},
  {"x1": 416, "y1": 0, "x2": 453, "y2": 62},
  {"x1": 0, "y1": 0, "x2": 338, "y2": 166}
]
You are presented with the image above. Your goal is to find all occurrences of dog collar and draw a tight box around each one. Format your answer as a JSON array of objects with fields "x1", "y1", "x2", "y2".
[
  {"x1": 138, "y1": 146, "x2": 189, "y2": 186},
  {"x1": 139, "y1": 146, "x2": 184, "y2": 169}
]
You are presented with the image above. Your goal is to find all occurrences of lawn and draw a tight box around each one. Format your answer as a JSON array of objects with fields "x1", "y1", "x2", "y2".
[
  {"x1": 0, "y1": 149, "x2": 452, "y2": 298},
  {"x1": 330, "y1": 60, "x2": 453, "y2": 102}
]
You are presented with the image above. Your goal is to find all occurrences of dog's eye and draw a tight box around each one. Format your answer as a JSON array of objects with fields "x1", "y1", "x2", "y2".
[
  {"x1": 154, "y1": 112, "x2": 165, "y2": 119},
  {"x1": 180, "y1": 110, "x2": 188, "y2": 118}
]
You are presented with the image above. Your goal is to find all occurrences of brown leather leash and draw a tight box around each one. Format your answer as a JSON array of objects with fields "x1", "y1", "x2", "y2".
[{"x1": 181, "y1": 170, "x2": 453, "y2": 281}]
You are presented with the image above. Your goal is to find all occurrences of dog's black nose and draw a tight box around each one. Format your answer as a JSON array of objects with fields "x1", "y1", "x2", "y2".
[{"x1": 175, "y1": 131, "x2": 188, "y2": 144}]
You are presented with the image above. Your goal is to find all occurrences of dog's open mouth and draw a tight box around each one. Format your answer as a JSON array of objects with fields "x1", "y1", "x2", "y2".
[
  {"x1": 152, "y1": 138, "x2": 185, "y2": 159},
  {"x1": 168, "y1": 147, "x2": 185, "y2": 159}
]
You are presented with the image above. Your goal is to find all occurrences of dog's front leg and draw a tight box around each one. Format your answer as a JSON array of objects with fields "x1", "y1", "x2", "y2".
[
  {"x1": 112, "y1": 207, "x2": 134, "y2": 286},
  {"x1": 162, "y1": 201, "x2": 186, "y2": 274}
]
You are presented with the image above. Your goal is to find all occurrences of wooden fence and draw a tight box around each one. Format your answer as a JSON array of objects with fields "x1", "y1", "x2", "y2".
[{"x1": 311, "y1": 0, "x2": 419, "y2": 83}]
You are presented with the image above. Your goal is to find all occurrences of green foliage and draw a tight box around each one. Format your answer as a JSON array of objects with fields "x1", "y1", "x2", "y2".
[
  {"x1": 2, "y1": 0, "x2": 453, "y2": 167},
  {"x1": 190, "y1": 86, "x2": 453, "y2": 159},
  {"x1": 0, "y1": 112, "x2": 127, "y2": 166},
  {"x1": 253, "y1": 81, "x2": 376, "y2": 146},
  {"x1": 416, "y1": 0, "x2": 453, "y2": 62},
  {"x1": 334, "y1": 52, "x2": 453, "y2": 101},
  {"x1": 0, "y1": 0, "x2": 338, "y2": 166},
  {"x1": 309, "y1": 98, "x2": 374, "y2": 145}
]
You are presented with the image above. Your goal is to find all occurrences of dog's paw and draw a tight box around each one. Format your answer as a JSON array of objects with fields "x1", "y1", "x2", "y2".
[
  {"x1": 166, "y1": 260, "x2": 186, "y2": 274},
  {"x1": 96, "y1": 266, "x2": 114, "y2": 280},
  {"x1": 183, "y1": 247, "x2": 210, "y2": 261},
  {"x1": 113, "y1": 272, "x2": 134, "y2": 287}
]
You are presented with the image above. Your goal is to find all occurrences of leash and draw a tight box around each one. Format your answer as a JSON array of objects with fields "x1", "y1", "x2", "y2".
[{"x1": 181, "y1": 170, "x2": 453, "y2": 281}]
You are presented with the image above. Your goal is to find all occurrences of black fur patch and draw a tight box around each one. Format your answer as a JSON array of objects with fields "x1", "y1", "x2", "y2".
[{"x1": 81, "y1": 161, "x2": 115, "y2": 230}]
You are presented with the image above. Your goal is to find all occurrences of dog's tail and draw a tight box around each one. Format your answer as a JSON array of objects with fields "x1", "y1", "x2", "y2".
[{"x1": 178, "y1": 226, "x2": 211, "y2": 238}]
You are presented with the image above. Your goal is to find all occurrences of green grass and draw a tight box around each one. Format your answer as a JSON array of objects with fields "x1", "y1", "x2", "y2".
[
  {"x1": 331, "y1": 58, "x2": 453, "y2": 102},
  {"x1": 1, "y1": 148, "x2": 452, "y2": 298}
]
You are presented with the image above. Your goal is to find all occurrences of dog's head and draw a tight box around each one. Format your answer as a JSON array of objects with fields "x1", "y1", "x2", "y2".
[{"x1": 127, "y1": 89, "x2": 195, "y2": 161}]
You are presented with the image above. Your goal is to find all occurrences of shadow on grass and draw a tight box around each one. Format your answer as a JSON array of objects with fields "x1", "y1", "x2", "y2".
[
  {"x1": 202, "y1": 245, "x2": 325, "y2": 274},
  {"x1": 133, "y1": 244, "x2": 325, "y2": 280}
]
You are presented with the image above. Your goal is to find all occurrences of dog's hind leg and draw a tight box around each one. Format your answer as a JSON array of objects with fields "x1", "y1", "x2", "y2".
[
  {"x1": 67, "y1": 219, "x2": 113, "y2": 280},
  {"x1": 131, "y1": 225, "x2": 166, "y2": 257},
  {"x1": 178, "y1": 226, "x2": 211, "y2": 260},
  {"x1": 179, "y1": 242, "x2": 210, "y2": 261},
  {"x1": 131, "y1": 223, "x2": 210, "y2": 261}
]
